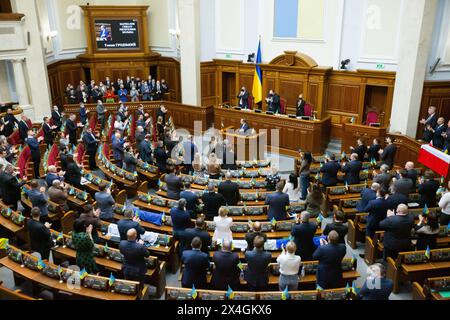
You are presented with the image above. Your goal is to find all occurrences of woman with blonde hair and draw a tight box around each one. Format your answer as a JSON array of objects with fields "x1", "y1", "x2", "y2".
[
  {"x1": 277, "y1": 241, "x2": 301, "y2": 291},
  {"x1": 213, "y1": 207, "x2": 233, "y2": 243}
]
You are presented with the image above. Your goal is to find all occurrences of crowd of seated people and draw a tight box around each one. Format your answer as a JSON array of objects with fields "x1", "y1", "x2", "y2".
[{"x1": 65, "y1": 75, "x2": 170, "y2": 104}]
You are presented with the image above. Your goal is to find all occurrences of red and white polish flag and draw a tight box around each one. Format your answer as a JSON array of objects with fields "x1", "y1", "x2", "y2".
[{"x1": 418, "y1": 144, "x2": 450, "y2": 177}]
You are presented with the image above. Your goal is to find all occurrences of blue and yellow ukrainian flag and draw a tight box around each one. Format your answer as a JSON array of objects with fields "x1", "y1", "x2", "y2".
[
  {"x1": 425, "y1": 245, "x2": 431, "y2": 260},
  {"x1": 281, "y1": 286, "x2": 290, "y2": 300},
  {"x1": 191, "y1": 285, "x2": 198, "y2": 299},
  {"x1": 109, "y1": 273, "x2": 116, "y2": 286},
  {"x1": 226, "y1": 285, "x2": 235, "y2": 300},
  {"x1": 252, "y1": 39, "x2": 263, "y2": 104},
  {"x1": 79, "y1": 268, "x2": 88, "y2": 280}
]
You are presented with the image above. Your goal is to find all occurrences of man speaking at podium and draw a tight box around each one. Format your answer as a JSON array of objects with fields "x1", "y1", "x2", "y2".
[
  {"x1": 99, "y1": 25, "x2": 110, "y2": 41},
  {"x1": 238, "y1": 119, "x2": 250, "y2": 134}
]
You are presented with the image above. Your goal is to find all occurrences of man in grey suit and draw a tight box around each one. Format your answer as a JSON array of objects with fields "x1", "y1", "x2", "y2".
[
  {"x1": 95, "y1": 182, "x2": 115, "y2": 222},
  {"x1": 165, "y1": 166, "x2": 182, "y2": 200},
  {"x1": 393, "y1": 169, "x2": 414, "y2": 197},
  {"x1": 373, "y1": 164, "x2": 392, "y2": 192}
]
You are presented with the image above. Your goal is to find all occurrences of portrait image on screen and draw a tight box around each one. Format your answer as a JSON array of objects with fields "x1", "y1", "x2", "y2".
[{"x1": 94, "y1": 19, "x2": 140, "y2": 51}]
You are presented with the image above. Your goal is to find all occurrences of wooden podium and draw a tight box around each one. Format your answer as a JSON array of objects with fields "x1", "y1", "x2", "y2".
[
  {"x1": 342, "y1": 123, "x2": 387, "y2": 153},
  {"x1": 221, "y1": 128, "x2": 267, "y2": 161}
]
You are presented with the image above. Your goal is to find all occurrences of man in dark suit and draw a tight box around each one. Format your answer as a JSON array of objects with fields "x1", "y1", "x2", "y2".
[
  {"x1": 170, "y1": 199, "x2": 192, "y2": 234},
  {"x1": 418, "y1": 171, "x2": 440, "y2": 208},
  {"x1": 180, "y1": 218, "x2": 212, "y2": 254},
  {"x1": 45, "y1": 165, "x2": 64, "y2": 187},
  {"x1": 291, "y1": 211, "x2": 317, "y2": 261},
  {"x1": 26, "y1": 129, "x2": 43, "y2": 179},
  {"x1": 393, "y1": 169, "x2": 414, "y2": 197},
  {"x1": 119, "y1": 228, "x2": 150, "y2": 287},
  {"x1": 265, "y1": 181, "x2": 290, "y2": 221},
  {"x1": 66, "y1": 114, "x2": 80, "y2": 146},
  {"x1": 181, "y1": 237, "x2": 210, "y2": 289},
  {"x1": 443, "y1": 120, "x2": 450, "y2": 151},
  {"x1": 51, "y1": 106, "x2": 63, "y2": 131},
  {"x1": 112, "y1": 131, "x2": 127, "y2": 168},
  {"x1": 79, "y1": 103, "x2": 89, "y2": 125},
  {"x1": 27, "y1": 207, "x2": 53, "y2": 260},
  {"x1": 419, "y1": 106, "x2": 438, "y2": 142},
  {"x1": 211, "y1": 240, "x2": 240, "y2": 290},
  {"x1": 154, "y1": 140, "x2": 169, "y2": 174},
  {"x1": 379, "y1": 204, "x2": 414, "y2": 260},
  {"x1": 218, "y1": 172, "x2": 240, "y2": 206},
  {"x1": 364, "y1": 189, "x2": 390, "y2": 238},
  {"x1": 245, "y1": 221, "x2": 268, "y2": 250},
  {"x1": 237, "y1": 87, "x2": 249, "y2": 109},
  {"x1": 312, "y1": 231, "x2": 346, "y2": 289},
  {"x1": 165, "y1": 166, "x2": 182, "y2": 200},
  {"x1": 367, "y1": 138, "x2": 381, "y2": 161},
  {"x1": 117, "y1": 209, "x2": 146, "y2": 241},
  {"x1": 28, "y1": 180, "x2": 49, "y2": 222},
  {"x1": 3, "y1": 108, "x2": 19, "y2": 137},
  {"x1": 356, "y1": 182, "x2": 379, "y2": 212},
  {"x1": 386, "y1": 185, "x2": 409, "y2": 210},
  {"x1": 157, "y1": 105, "x2": 168, "y2": 124},
  {"x1": 379, "y1": 136, "x2": 397, "y2": 169},
  {"x1": 94, "y1": 183, "x2": 115, "y2": 222},
  {"x1": 180, "y1": 182, "x2": 200, "y2": 218},
  {"x1": 350, "y1": 138, "x2": 368, "y2": 162},
  {"x1": 358, "y1": 263, "x2": 393, "y2": 300},
  {"x1": 18, "y1": 115, "x2": 30, "y2": 142},
  {"x1": 238, "y1": 119, "x2": 250, "y2": 133},
  {"x1": 399, "y1": 161, "x2": 418, "y2": 189},
  {"x1": 373, "y1": 164, "x2": 392, "y2": 192},
  {"x1": 296, "y1": 94, "x2": 306, "y2": 117},
  {"x1": 265, "y1": 90, "x2": 281, "y2": 113},
  {"x1": 244, "y1": 235, "x2": 272, "y2": 291},
  {"x1": 432, "y1": 117, "x2": 447, "y2": 149},
  {"x1": 82, "y1": 127, "x2": 99, "y2": 170},
  {"x1": 139, "y1": 134, "x2": 153, "y2": 164},
  {"x1": 341, "y1": 153, "x2": 362, "y2": 185},
  {"x1": 320, "y1": 154, "x2": 341, "y2": 187},
  {"x1": 323, "y1": 210, "x2": 348, "y2": 244},
  {"x1": 42, "y1": 117, "x2": 56, "y2": 146},
  {"x1": 202, "y1": 183, "x2": 226, "y2": 220}
]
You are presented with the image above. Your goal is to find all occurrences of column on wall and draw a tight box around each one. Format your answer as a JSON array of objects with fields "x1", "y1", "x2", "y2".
[
  {"x1": 11, "y1": 58, "x2": 30, "y2": 106},
  {"x1": 11, "y1": 0, "x2": 52, "y2": 121},
  {"x1": 178, "y1": 0, "x2": 201, "y2": 106},
  {"x1": 390, "y1": 0, "x2": 438, "y2": 136}
]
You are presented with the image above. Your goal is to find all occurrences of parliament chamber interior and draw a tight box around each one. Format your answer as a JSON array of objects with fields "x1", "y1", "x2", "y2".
[{"x1": 0, "y1": 0, "x2": 449, "y2": 307}]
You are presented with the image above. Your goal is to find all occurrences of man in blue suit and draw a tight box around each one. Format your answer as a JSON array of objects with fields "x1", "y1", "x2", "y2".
[
  {"x1": 45, "y1": 165, "x2": 64, "y2": 187},
  {"x1": 237, "y1": 87, "x2": 249, "y2": 109},
  {"x1": 26, "y1": 129, "x2": 43, "y2": 179},
  {"x1": 82, "y1": 127, "x2": 98, "y2": 170},
  {"x1": 238, "y1": 119, "x2": 250, "y2": 133},
  {"x1": 112, "y1": 131, "x2": 127, "y2": 168},
  {"x1": 364, "y1": 189, "x2": 390, "y2": 238},
  {"x1": 179, "y1": 217, "x2": 211, "y2": 254},
  {"x1": 117, "y1": 209, "x2": 145, "y2": 241},
  {"x1": 265, "y1": 181, "x2": 290, "y2": 221},
  {"x1": 181, "y1": 237, "x2": 210, "y2": 289},
  {"x1": 341, "y1": 153, "x2": 362, "y2": 185},
  {"x1": 119, "y1": 228, "x2": 150, "y2": 288},
  {"x1": 244, "y1": 235, "x2": 272, "y2": 291},
  {"x1": 28, "y1": 180, "x2": 49, "y2": 222},
  {"x1": 312, "y1": 230, "x2": 346, "y2": 289},
  {"x1": 211, "y1": 240, "x2": 240, "y2": 291},
  {"x1": 356, "y1": 182, "x2": 379, "y2": 212},
  {"x1": 358, "y1": 263, "x2": 393, "y2": 300},
  {"x1": 170, "y1": 198, "x2": 192, "y2": 234},
  {"x1": 139, "y1": 134, "x2": 153, "y2": 164},
  {"x1": 79, "y1": 103, "x2": 89, "y2": 125},
  {"x1": 180, "y1": 182, "x2": 200, "y2": 218},
  {"x1": 291, "y1": 211, "x2": 317, "y2": 261},
  {"x1": 320, "y1": 154, "x2": 341, "y2": 187},
  {"x1": 94, "y1": 182, "x2": 116, "y2": 222}
]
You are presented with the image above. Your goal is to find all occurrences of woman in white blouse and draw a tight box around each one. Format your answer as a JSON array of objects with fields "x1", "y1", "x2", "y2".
[
  {"x1": 438, "y1": 181, "x2": 450, "y2": 226},
  {"x1": 276, "y1": 241, "x2": 301, "y2": 291},
  {"x1": 213, "y1": 207, "x2": 233, "y2": 243},
  {"x1": 283, "y1": 173, "x2": 301, "y2": 202}
]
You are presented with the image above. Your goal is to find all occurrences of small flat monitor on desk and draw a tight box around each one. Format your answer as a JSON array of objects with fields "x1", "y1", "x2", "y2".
[
  {"x1": 222, "y1": 104, "x2": 230, "y2": 109},
  {"x1": 369, "y1": 123, "x2": 381, "y2": 127},
  {"x1": 233, "y1": 107, "x2": 242, "y2": 110},
  {"x1": 288, "y1": 114, "x2": 296, "y2": 119},
  {"x1": 254, "y1": 109, "x2": 262, "y2": 113},
  {"x1": 301, "y1": 116, "x2": 312, "y2": 120},
  {"x1": 266, "y1": 111, "x2": 274, "y2": 115}
]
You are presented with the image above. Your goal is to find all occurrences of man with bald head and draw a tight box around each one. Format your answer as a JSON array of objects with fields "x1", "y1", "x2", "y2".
[
  {"x1": 211, "y1": 240, "x2": 240, "y2": 290},
  {"x1": 356, "y1": 182, "x2": 380, "y2": 212},
  {"x1": 403, "y1": 161, "x2": 418, "y2": 189},
  {"x1": 119, "y1": 228, "x2": 150, "y2": 287},
  {"x1": 341, "y1": 153, "x2": 362, "y2": 185},
  {"x1": 245, "y1": 221, "x2": 267, "y2": 250},
  {"x1": 218, "y1": 171, "x2": 240, "y2": 206},
  {"x1": 379, "y1": 204, "x2": 414, "y2": 261}
]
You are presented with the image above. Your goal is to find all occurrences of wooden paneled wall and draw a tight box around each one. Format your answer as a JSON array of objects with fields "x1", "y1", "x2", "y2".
[
  {"x1": 200, "y1": 52, "x2": 396, "y2": 140},
  {"x1": 48, "y1": 54, "x2": 181, "y2": 107},
  {"x1": 417, "y1": 81, "x2": 450, "y2": 139}
]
